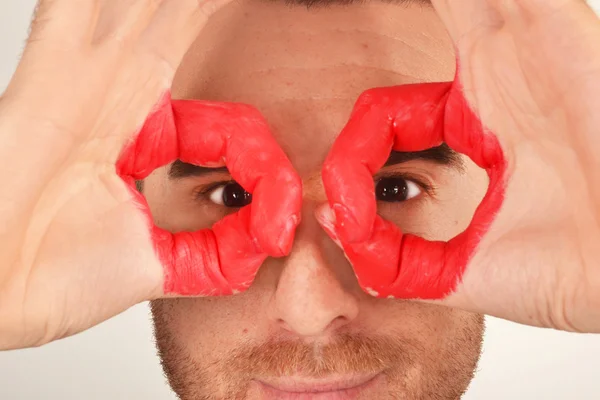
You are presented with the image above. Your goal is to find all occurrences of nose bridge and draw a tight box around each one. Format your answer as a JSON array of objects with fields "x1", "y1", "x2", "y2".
[
  {"x1": 301, "y1": 172, "x2": 327, "y2": 203},
  {"x1": 269, "y1": 192, "x2": 359, "y2": 338}
]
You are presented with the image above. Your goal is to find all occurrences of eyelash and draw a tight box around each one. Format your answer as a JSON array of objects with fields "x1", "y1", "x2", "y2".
[
  {"x1": 192, "y1": 173, "x2": 435, "y2": 203},
  {"x1": 194, "y1": 180, "x2": 235, "y2": 201},
  {"x1": 375, "y1": 172, "x2": 435, "y2": 197}
]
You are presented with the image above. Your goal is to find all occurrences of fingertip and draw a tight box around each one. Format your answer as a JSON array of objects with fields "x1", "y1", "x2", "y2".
[
  {"x1": 315, "y1": 203, "x2": 336, "y2": 227},
  {"x1": 315, "y1": 204, "x2": 342, "y2": 247},
  {"x1": 322, "y1": 161, "x2": 376, "y2": 244},
  {"x1": 332, "y1": 203, "x2": 369, "y2": 243},
  {"x1": 276, "y1": 213, "x2": 301, "y2": 256},
  {"x1": 251, "y1": 166, "x2": 302, "y2": 257}
]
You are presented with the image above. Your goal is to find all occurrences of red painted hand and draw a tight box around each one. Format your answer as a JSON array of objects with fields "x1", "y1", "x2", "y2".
[
  {"x1": 319, "y1": 0, "x2": 600, "y2": 332},
  {"x1": 118, "y1": 95, "x2": 302, "y2": 296},
  {"x1": 320, "y1": 82, "x2": 506, "y2": 300},
  {"x1": 0, "y1": 0, "x2": 301, "y2": 350}
]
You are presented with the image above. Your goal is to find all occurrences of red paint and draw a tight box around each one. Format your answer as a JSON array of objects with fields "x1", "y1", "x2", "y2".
[
  {"x1": 321, "y1": 81, "x2": 507, "y2": 299},
  {"x1": 117, "y1": 92, "x2": 302, "y2": 296}
]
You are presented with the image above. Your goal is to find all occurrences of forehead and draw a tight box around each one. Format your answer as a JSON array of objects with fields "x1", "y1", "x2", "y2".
[{"x1": 171, "y1": 1, "x2": 455, "y2": 173}]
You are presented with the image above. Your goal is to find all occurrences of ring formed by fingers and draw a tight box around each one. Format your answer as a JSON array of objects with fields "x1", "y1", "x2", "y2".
[
  {"x1": 322, "y1": 81, "x2": 507, "y2": 299},
  {"x1": 118, "y1": 93, "x2": 302, "y2": 296}
]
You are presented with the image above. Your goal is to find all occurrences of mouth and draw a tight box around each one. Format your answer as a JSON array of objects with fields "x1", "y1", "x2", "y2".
[{"x1": 253, "y1": 372, "x2": 382, "y2": 399}]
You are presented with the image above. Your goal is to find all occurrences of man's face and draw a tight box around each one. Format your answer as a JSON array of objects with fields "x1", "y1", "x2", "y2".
[{"x1": 145, "y1": 1, "x2": 489, "y2": 399}]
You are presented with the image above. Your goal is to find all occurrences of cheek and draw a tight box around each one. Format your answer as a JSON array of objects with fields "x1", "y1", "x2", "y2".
[
  {"x1": 361, "y1": 297, "x2": 476, "y2": 337},
  {"x1": 377, "y1": 302, "x2": 484, "y2": 366},
  {"x1": 156, "y1": 295, "x2": 265, "y2": 352},
  {"x1": 153, "y1": 200, "x2": 229, "y2": 233}
]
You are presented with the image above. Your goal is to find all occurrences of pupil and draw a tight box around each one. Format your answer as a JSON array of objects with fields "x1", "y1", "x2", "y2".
[
  {"x1": 222, "y1": 182, "x2": 252, "y2": 208},
  {"x1": 375, "y1": 177, "x2": 408, "y2": 202}
]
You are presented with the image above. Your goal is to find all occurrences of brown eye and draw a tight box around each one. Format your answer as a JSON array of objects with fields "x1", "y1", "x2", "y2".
[
  {"x1": 375, "y1": 177, "x2": 421, "y2": 203},
  {"x1": 209, "y1": 182, "x2": 252, "y2": 208}
]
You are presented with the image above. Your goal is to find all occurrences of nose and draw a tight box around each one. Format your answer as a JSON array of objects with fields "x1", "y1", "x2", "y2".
[{"x1": 269, "y1": 202, "x2": 360, "y2": 338}]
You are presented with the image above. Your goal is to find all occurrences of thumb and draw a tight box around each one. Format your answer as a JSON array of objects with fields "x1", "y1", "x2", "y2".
[
  {"x1": 430, "y1": 0, "x2": 502, "y2": 46},
  {"x1": 139, "y1": 0, "x2": 234, "y2": 76},
  {"x1": 431, "y1": 0, "x2": 593, "y2": 46}
]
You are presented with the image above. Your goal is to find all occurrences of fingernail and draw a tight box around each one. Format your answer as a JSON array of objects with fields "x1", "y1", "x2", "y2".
[
  {"x1": 316, "y1": 205, "x2": 342, "y2": 248},
  {"x1": 332, "y1": 203, "x2": 360, "y2": 242},
  {"x1": 277, "y1": 214, "x2": 300, "y2": 255}
]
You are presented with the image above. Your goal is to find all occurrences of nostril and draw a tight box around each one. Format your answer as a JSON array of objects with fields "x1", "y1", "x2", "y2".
[
  {"x1": 276, "y1": 214, "x2": 301, "y2": 256},
  {"x1": 268, "y1": 219, "x2": 361, "y2": 338},
  {"x1": 272, "y1": 283, "x2": 360, "y2": 337},
  {"x1": 276, "y1": 314, "x2": 351, "y2": 337},
  {"x1": 326, "y1": 316, "x2": 350, "y2": 332},
  {"x1": 277, "y1": 318, "x2": 293, "y2": 332}
]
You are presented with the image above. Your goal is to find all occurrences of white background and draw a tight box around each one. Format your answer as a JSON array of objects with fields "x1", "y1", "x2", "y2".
[{"x1": 1, "y1": 1, "x2": 600, "y2": 399}]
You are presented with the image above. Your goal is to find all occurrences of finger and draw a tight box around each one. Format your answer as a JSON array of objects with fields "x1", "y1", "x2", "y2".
[
  {"x1": 387, "y1": 82, "x2": 504, "y2": 170},
  {"x1": 116, "y1": 92, "x2": 178, "y2": 178},
  {"x1": 128, "y1": 185, "x2": 265, "y2": 295},
  {"x1": 321, "y1": 83, "x2": 508, "y2": 300},
  {"x1": 318, "y1": 203, "x2": 452, "y2": 298},
  {"x1": 156, "y1": 206, "x2": 267, "y2": 295},
  {"x1": 386, "y1": 85, "x2": 506, "y2": 298},
  {"x1": 140, "y1": 0, "x2": 232, "y2": 75},
  {"x1": 92, "y1": 0, "x2": 162, "y2": 46},
  {"x1": 386, "y1": 83, "x2": 448, "y2": 151},
  {"x1": 119, "y1": 97, "x2": 302, "y2": 296},
  {"x1": 173, "y1": 100, "x2": 303, "y2": 257},
  {"x1": 316, "y1": 203, "x2": 401, "y2": 292},
  {"x1": 252, "y1": 173, "x2": 302, "y2": 255},
  {"x1": 431, "y1": 0, "x2": 586, "y2": 49},
  {"x1": 321, "y1": 83, "x2": 449, "y2": 245},
  {"x1": 430, "y1": 0, "x2": 502, "y2": 45},
  {"x1": 31, "y1": 0, "x2": 163, "y2": 48},
  {"x1": 321, "y1": 92, "x2": 394, "y2": 244},
  {"x1": 29, "y1": 0, "x2": 99, "y2": 45}
]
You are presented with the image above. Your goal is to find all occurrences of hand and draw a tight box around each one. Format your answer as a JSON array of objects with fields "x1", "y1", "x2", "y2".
[
  {"x1": 0, "y1": 0, "x2": 301, "y2": 350},
  {"x1": 317, "y1": 0, "x2": 600, "y2": 332}
]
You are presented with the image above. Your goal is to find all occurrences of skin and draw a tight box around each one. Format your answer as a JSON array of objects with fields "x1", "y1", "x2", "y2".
[
  {"x1": 0, "y1": 0, "x2": 598, "y2": 394},
  {"x1": 319, "y1": 82, "x2": 506, "y2": 300},
  {"x1": 118, "y1": 96, "x2": 303, "y2": 295},
  {"x1": 145, "y1": 1, "x2": 488, "y2": 398},
  {"x1": 409, "y1": 0, "x2": 600, "y2": 332}
]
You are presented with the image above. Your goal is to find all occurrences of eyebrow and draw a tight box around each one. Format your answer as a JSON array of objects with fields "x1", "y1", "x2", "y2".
[
  {"x1": 168, "y1": 160, "x2": 228, "y2": 179},
  {"x1": 384, "y1": 143, "x2": 464, "y2": 170},
  {"x1": 168, "y1": 143, "x2": 462, "y2": 180}
]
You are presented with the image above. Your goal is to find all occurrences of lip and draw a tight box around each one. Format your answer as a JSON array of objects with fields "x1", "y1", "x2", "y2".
[{"x1": 254, "y1": 372, "x2": 381, "y2": 400}]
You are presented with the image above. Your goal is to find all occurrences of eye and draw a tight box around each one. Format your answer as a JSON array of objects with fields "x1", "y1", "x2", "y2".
[
  {"x1": 208, "y1": 182, "x2": 252, "y2": 208},
  {"x1": 375, "y1": 177, "x2": 422, "y2": 203}
]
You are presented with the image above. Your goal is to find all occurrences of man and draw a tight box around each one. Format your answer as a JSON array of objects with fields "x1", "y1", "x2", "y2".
[
  {"x1": 0, "y1": 0, "x2": 599, "y2": 399},
  {"x1": 145, "y1": 2, "x2": 488, "y2": 398}
]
